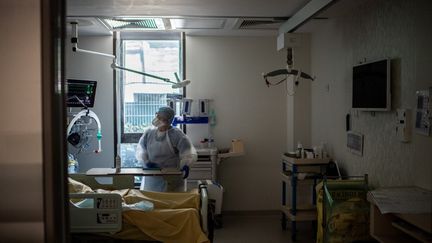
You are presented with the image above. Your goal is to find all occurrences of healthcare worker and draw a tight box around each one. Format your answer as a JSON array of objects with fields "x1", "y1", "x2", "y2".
[{"x1": 135, "y1": 106, "x2": 197, "y2": 192}]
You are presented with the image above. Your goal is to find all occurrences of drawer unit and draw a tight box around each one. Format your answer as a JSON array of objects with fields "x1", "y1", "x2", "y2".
[
  {"x1": 189, "y1": 167, "x2": 212, "y2": 180},
  {"x1": 193, "y1": 161, "x2": 212, "y2": 167},
  {"x1": 187, "y1": 148, "x2": 217, "y2": 189}
]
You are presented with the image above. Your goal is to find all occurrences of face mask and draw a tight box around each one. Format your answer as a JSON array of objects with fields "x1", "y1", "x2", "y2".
[{"x1": 152, "y1": 117, "x2": 165, "y2": 128}]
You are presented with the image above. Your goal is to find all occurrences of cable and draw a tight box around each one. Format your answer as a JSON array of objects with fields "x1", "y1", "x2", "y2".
[{"x1": 67, "y1": 95, "x2": 88, "y2": 108}]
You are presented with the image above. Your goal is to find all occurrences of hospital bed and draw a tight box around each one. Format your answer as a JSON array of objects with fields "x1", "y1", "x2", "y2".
[{"x1": 68, "y1": 175, "x2": 213, "y2": 243}]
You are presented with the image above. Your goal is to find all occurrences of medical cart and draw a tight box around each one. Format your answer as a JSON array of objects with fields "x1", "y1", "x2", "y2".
[
  {"x1": 188, "y1": 148, "x2": 218, "y2": 189},
  {"x1": 281, "y1": 154, "x2": 329, "y2": 241}
]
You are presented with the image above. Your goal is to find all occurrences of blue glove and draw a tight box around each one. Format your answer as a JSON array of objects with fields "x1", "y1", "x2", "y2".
[
  {"x1": 145, "y1": 162, "x2": 159, "y2": 169},
  {"x1": 181, "y1": 165, "x2": 190, "y2": 179}
]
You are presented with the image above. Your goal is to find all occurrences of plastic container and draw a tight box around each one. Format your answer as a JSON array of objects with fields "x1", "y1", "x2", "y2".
[
  {"x1": 200, "y1": 140, "x2": 208, "y2": 149},
  {"x1": 68, "y1": 154, "x2": 79, "y2": 173},
  {"x1": 231, "y1": 139, "x2": 244, "y2": 153}
]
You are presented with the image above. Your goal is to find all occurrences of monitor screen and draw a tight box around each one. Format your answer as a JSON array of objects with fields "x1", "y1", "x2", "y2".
[
  {"x1": 352, "y1": 59, "x2": 390, "y2": 111},
  {"x1": 66, "y1": 79, "x2": 97, "y2": 107}
]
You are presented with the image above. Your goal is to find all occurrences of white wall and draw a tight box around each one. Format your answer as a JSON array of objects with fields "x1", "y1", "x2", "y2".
[
  {"x1": 186, "y1": 36, "x2": 289, "y2": 210},
  {"x1": 66, "y1": 36, "x2": 115, "y2": 171},
  {"x1": 309, "y1": 0, "x2": 432, "y2": 189},
  {"x1": 0, "y1": 0, "x2": 44, "y2": 241}
]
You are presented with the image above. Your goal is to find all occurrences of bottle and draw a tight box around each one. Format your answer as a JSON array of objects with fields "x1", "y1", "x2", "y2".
[
  {"x1": 68, "y1": 153, "x2": 79, "y2": 173},
  {"x1": 209, "y1": 109, "x2": 216, "y2": 127},
  {"x1": 313, "y1": 146, "x2": 322, "y2": 159},
  {"x1": 200, "y1": 139, "x2": 208, "y2": 149},
  {"x1": 321, "y1": 142, "x2": 328, "y2": 158},
  {"x1": 115, "y1": 155, "x2": 121, "y2": 173},
  {"x1": 208, "y1": 137, "x2": 214, "y2": 148},
  {"x1": 296, "y1": 142, "x2": 303, "y2": 158}
]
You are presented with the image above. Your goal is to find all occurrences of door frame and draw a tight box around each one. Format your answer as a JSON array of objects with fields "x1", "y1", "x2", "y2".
[{"x1": 41, "y1": 0, "x2": 69, "y2": 242}]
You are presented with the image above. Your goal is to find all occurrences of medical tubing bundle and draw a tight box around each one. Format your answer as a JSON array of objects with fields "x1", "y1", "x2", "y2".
[{"x1": 67, "y1": 109, "x2": 102, "y2": 153}]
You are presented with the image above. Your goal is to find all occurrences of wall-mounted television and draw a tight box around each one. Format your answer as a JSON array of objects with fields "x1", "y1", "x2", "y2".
[{"x1": 352, "y1": 59, "x2": 391, "y2": 111}]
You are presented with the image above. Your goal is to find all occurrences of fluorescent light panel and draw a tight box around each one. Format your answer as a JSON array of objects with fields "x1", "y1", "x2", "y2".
[{"x1": 170, "y1": 18, "x2": 226, "y2": 29}]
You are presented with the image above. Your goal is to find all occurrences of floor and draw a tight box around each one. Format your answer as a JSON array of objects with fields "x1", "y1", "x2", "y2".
[{"x1": 213, "y1": 214, "x2": 316, "y2": 243}]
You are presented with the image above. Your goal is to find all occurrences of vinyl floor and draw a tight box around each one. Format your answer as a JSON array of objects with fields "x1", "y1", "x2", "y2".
[{"x1": 213, "y1": 213, "x2": 316, "y2": 243}]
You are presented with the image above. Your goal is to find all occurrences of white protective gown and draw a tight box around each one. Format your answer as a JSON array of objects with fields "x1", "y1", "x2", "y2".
[{"x1": 136, "y1": 127, "x2": 197, "y2": 192}]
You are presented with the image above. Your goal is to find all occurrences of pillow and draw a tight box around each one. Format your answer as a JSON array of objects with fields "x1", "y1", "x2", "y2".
[{"x1": 68, "y1": 177, "x2": 93, "y2": 193}]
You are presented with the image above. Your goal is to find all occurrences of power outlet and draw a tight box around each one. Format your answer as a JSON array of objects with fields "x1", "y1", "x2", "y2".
[{"x1": 395, "y1": 109, "x2": 411, "y2": 142}]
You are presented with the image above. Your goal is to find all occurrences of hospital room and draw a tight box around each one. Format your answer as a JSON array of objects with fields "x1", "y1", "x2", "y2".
[{"x1": 1, "y1": 0, "x2": 432, "y2": 242}]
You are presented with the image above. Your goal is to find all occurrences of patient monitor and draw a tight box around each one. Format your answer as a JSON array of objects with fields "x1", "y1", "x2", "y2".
[{"x1": 66, "y1": 79, "x2": 97, "y2": 108}]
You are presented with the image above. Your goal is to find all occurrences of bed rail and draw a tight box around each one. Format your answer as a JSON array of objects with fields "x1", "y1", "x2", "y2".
[{"x1": 198, "y1": 181, "x2": 209, "y2": 234}]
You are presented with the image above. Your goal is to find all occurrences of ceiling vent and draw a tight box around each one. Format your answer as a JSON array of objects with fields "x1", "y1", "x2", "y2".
[
  {"x1": 235, "y1": 18, "x2": 287, "y2": 30},
  {"x1": 98, "y1": 18, "x2": 165, "y2": 30}
]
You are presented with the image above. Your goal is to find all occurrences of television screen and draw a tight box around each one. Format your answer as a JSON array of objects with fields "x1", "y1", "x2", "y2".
[
  {"x1": 352, "y1": 59, "x2": 390, "y2": 111},
  {"x1": 66, "y1": 79, "x2": 97, "y2": 107}
]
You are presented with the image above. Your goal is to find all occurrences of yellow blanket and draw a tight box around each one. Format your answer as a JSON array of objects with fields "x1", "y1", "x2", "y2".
[{"x1": 69, "y1": 178, "x2": 210, "y2": 243}]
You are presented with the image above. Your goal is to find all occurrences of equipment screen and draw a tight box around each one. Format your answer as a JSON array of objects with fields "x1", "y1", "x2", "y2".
[
  {"x1": 66, "y1": 79, "x2": 97, "y2": 107},
  {"x1": 352, "y1": 59, "x2": 390, "y2": 110}
]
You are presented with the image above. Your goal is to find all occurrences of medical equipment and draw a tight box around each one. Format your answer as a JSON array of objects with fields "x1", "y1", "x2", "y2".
[
  {"x1": 69, "y1": 193, "x2": 123, "y2": 233},
  {"x1": 198, "y1": 99, "x2": 210, "y2": 116},
  {"x1": 70, "y1": 22, "x2": 191, "y2": 89},
  {"x1": 262, "y1": 47, "x2": 314, "y2": 94},
  {"x1": 168, "y1": 98, "x2": 213, "y2": 118},
  {"x1": 111, "y1": 62, "x2": 191, "y2": 89},
  {"x1": 167, "y1": 99, "x2": 176, "y2": 110},
  {"x1": 67, "y1": 108, "x2": 102, "y2": 154},
  {"x1": 181, "y1": 99, "x2": 193, "y2": 115},
  {"x1": 66, "y1": 79, "x2": 97, "y2": 108}
]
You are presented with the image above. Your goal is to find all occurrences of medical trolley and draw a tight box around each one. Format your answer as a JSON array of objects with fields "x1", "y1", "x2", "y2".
[{"x1": 281, "y1": 154, "x2": 329, "y2": 241}]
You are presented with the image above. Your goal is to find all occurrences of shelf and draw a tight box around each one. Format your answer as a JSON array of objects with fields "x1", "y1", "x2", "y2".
[
  {"x1": 218, "y1": 151, "x2": 244, "y2": 158},
  {"x1": 396, "y1": 213, "x2": 432, "y2": 234},
  {"x1": 280, "y1": 172, "x2": 319, "y2": 184},
  {"x1": 281, "y1": 155, "x2": 330, "y2": 165},
  {"x1": 86, "y1": 168, "x2": 182, "y2": 176},
  {"x1": 281, "y1": 206, "x2": 317, "y2": 221},
  {"x1": 172, "y1": 116, "x2": 209, "y2": 126},
  {"x1": 370, "y1": 202, "x2": 432, "y2": 243},
  {"x1": 391, "y1": 221, "x2": 432, "y2": 243},
  {"x1": 371, "y1": 233, "x2": 415, "y2": 243}
]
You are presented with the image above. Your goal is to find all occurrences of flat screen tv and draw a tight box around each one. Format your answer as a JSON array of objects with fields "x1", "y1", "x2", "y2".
[{"x1": 352, "y1": 59, "x2": 391, "y2": 111}]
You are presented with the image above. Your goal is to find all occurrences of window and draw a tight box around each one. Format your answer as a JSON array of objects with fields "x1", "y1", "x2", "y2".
[{"x1": 119, "y1": 32, "x2": 184, "y2": 168}]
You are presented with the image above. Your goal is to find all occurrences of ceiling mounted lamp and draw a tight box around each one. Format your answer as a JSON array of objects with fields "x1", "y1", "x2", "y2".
[{"x1": 69, "y1": 22, "x2": 190, "y2": 89}]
